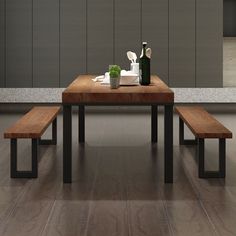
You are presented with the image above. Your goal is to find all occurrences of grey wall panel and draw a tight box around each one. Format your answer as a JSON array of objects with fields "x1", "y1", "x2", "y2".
[
  {"x1": 33, "y1": 0, "x2": 59, "y2": 87},
  {"x1": 142, "y1": 0, "x2": 168, "y2": 84},
  {"x1": 224, "y1": 0, "x2": 236, "y2": 37},
  {"x1": 196, "y1": 0, "x2": 223, "y2": 87},
  {"x1": 115, "y1": 0, "x2": 141, "y2": 70},
  {"x1": 60, "y1": 0, "x2": 86, "y2": 87},
  {"x1": 87, "y1": 0, "x2": 113, "y2": 74},
  {"x1": 6, "y1": 0, "x2": 32, "y2": 87},
  {"x1": 169, "y1": 0, "x2": 196, "y2": 87},
  {"x1": 0, "y1": 0, "x2": 5, "y2": 87},
  {"x1": 1, "y1": 0, "x2": 224, "y2": 88}
]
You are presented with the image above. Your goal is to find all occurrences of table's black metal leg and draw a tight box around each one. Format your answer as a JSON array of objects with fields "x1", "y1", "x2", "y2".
[
  {"x1": 164, "y1": 104, "x2": 173, "y2": 183},
  {"x1": 63, "y1": 105, "x2": 72, "y2": 183},
  {"x1": 219, "y1": 138, "x2": 226, "y2": 178},
  {"x1": 79, "y1": 105, "x2": 85, "y2": 143},
  {"x1": 151, "y1": 105, "x2": 158, "y2": 143},
  {"x1": 10, "y1": 139, "x2": 17, "y2": 178}
]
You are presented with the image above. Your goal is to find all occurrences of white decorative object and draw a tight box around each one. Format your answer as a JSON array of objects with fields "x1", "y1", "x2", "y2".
[
  {"x1": 132, "y1": 52, "x2": 137, "y2": 62},
  {"x1": 146, "y1": 48, "x2": 152, "y2": 59},
  {"x1": 120, "y1": 74, "x2": 139, "y2": 85},
  {"x1": 130, "y1": 63, "x2": 139, "y2": 76},
  {"x1": 99, "y1": 70, "x2": 139, "y2": 85},
  {"x1": 127, "y1": 51, "x2": 134, "y2": 63},
  {"x1": 127, "y1": 51, "x2": 137, "y2": 63}
]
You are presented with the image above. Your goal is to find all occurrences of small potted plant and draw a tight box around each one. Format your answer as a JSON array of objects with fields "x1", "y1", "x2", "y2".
[{"x1": 109, "y1": 65, "x2": 121, "y2": 89}]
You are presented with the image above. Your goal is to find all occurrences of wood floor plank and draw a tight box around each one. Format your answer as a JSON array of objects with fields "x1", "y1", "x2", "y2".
[
  {"x1": 0, "y1": 204, "x2": 14, "y2": 224},
  {"x1": 180, "y1": 146, "x2": 235, "y2": 203},
  {"x1": 86, "y1": 201, "x2": 129, "y2": 236},
  {"x1": 92, "y1": 147, "x2": 127, "y2": 201},
  {"x1": 161, "y1": 147, "x2": 200, "y2": 201},
  {"x1": 128, "y1": 201, "x2": 171, "y2": 236},
  {"x1": 0, "y1": 186, "x2": 25, "y2": 226},
  {"x1": 122, "y1": 128, "x2": 163, "y2": 200},
  {"x1": 42, "y1": 200, "x2": 89, "y2": 236},
  {"x1": 201, "y1": 201, "x2": 236, "y2": 236},
  {"x1": 1, "y1": 112, "x2": 236, "y2": 236},
  {"x1": 164, "y1": 200, "x2": 217, "y2": 236},
  {"x1": 0, "y1": 201, "x2": 54, "y2": 236}
]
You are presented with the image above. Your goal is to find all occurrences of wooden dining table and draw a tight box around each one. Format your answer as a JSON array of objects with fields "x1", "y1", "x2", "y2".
[{"x1": 62, "y1": 75, "x2": 174, "y2": 183}]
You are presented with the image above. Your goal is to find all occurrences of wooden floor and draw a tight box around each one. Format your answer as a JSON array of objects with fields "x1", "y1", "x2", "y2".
[{"x1": 0, "y1": 110, "x2": 236, "y2": 236}]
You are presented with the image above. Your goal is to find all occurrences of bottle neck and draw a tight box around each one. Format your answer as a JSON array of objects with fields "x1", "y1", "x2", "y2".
[{"x1": 142, "y1": 45, "x2": 147, "y2": 57}]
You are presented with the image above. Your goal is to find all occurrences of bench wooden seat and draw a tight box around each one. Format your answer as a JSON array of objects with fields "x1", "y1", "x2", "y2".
[
  {"x1": 175, "y1": 106, "x2": 232, "y2": 178},
  {"x1": 175, "y1": 106, "x2": 232, "y2": 139},
  {"x1": 4, "y1": 106, "x2": 60, "y2": 178}
]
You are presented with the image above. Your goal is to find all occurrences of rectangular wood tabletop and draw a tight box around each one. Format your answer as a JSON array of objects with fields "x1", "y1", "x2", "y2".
[{"x1": 62, "y1": 75, "x2": 174, "y2": 104}]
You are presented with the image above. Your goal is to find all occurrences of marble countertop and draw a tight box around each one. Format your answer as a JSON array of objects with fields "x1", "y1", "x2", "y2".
[{"x1": 0, "y1": 88, "x2": 236, "y2": 103}]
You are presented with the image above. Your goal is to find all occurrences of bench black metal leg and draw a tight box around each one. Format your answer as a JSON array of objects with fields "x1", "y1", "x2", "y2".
[
  {"x1": 79, "y1": 105, "x2": 85, "y2": 143},
  {"x1": 198, "y1": 138, "x2": 226, "y2": 178},
  {"x1": 10, "y1": 138, "x2": 38, "y2": 178},
  {"x1": 179, "y1": 117, "x2": 197, "y2": 145},
  {"x1": 10, "y1": 139, "x2": 17, "y2": 178},
  {"x1": 219, "y1": 138, "x2": 226, "y2": 178},
  {"x1": 198, "y1": 138, "x2": 205, "y2": 178},
  {"x1": 31, "y1": 139, "x2": 38, "y2": 178},
  {"x1": 164, "y1": 104, "x2": 173, "y2": 183},
  {"x1": 63, "y1": 105, "x2": 72, "y2": 183},
  {"x1": 39, "y1": 118, "x2": 57, "y2": 145},
  {"x1": 179, "y1": 118, "x2": 184, "y2": 145},
  {"x1": 151, "y1": 105, "x2": 158, "y2": 143}
]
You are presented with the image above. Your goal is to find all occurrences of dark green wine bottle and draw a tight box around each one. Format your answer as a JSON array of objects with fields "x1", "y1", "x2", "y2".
[{"x1": 139, "y1": 42, "x2": 150, "y2": 85}]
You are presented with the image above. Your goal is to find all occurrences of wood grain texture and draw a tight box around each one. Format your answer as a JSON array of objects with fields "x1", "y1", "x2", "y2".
[
  {"x1": 128, "y1": 201, "x2": 171, "y2": 236},
  {"x1": 164, "y1": 201, "x2": 216, "y2": 236},
  {"x1": 62, "y1": 75, "x2": 174, "y2": 104},
  {"x1": 0, "y1": 200, "x2": 54, "y2": 236},
  {"x1": 42, "y1": 201, "x2": 89, "y2": 236},
  {"x1": 92, "y1": 147, "x2": 127, "y2": 200},
  {"x1": 86, "y1": 201, "x2": 129, "y2": 236},
  {"x1": 201, "y1": 201, "x2": 236, "y2": 236},
  {"x1": 175, "y1": 106, "x2": 232, "y2": 138},
  {"x1": 4, "y1": 106, "x2": 60, "y2": 138}
]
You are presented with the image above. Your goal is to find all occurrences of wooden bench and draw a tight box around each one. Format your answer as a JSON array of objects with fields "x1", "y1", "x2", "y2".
[
  {"x1": 175, "y1": 106, "x2": 232, "y2": 178},
  {"x1": 4, "y1": 106, "x2": 60, "y2": 178}
]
